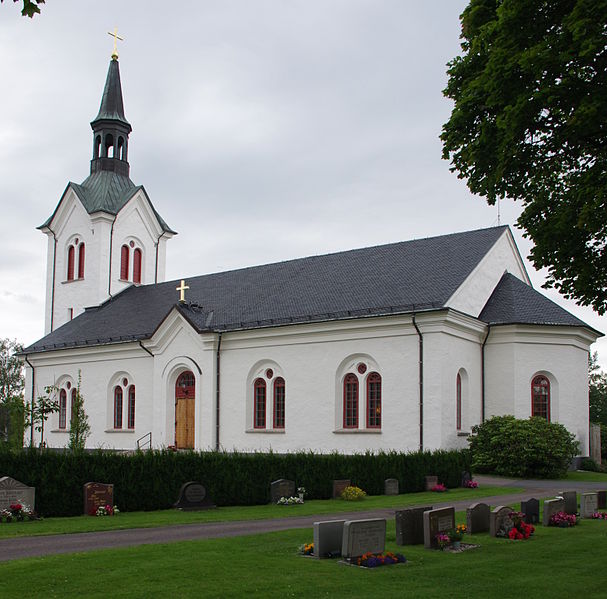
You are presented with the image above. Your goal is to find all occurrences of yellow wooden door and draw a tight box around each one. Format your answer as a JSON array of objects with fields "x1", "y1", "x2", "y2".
[{"x1": 175, "y1": 398, "x2": 195, "y2": 448}]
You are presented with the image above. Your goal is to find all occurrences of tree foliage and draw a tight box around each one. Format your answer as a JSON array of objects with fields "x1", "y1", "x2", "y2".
[
  {"x1": 0, "y1": 339, "x2": 25, "y2": 448},
  {"x1": 27, "y1": 386, "x2": 60, "y2": 448},
  {"x1": 468, "y1": 415, "x2": 579, "y2": 478},
  {"x1": 68, "y1": 372, "x2": 90, "y2": 451},
  {"x1": 589, "y1": 351, "x2": 607, "y2": 426},
  {"x1": 0, "y1": 0, "x2": 44, "y2": 18},
  {"x1": 442, "y1": 0, "x2": 607, "y2": 313}
]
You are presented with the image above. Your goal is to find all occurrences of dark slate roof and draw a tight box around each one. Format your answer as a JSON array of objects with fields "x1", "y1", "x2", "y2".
[
  {"x1": 479, "y1": 272, "x2": 590, "y2": 328},
  {"x1": 91, "y1": 58, "x2": 131, "y2": 129},
  {"x1": 25, "y1": 225, "x2": 563, "y2": 354}
]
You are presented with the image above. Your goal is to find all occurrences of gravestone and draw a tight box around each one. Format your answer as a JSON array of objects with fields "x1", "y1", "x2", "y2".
[
  {"x1": 521, "y1": 498, "x2": 540, "y2": 524},
  {"x1": 559, "y1": 491, "x2": 577, "y2": 515},
  {"x1": 425, "y1": 475, "x2": 438, "y2": 491},
  {"x1": 466, "y1": 502, "x2": 490, "y2": 534},
  {"x1": 596, "y1": 490, "x2": 606, "y2": 509},
  {"x1": 333, "y1": 479, "x2": 351, "y2": 499},
  {"x1": 174, "y1": 481, "x2": 216, "y2": 510},
  {"x1": 270, "y1": 479, "x2": 295, "y2": 503},
  {"x1": 543, "y1": 498, "x2": 565, "y2": 526},
  {"x1": 83, "y1": 482, "x2": 113, "y2": 516},
  {"x1": 423, "y1": 506, "x2": 455, "y2": 549},
  {"x1": 341, "y1": 518, "x2": 386, "y2": 559},
  {"x1": 489, "y1": 506, "x2": 514, "y2": 537},
  {"x1": 580, "y1": 493, "x2": 598, "y2": 518},
  {"x1": 395, "y1": 506, "x2": 433, "y2": 545},
  {"x1": 0, "y1": 476, "x2": 35, "y2": 512},
  {"x1": 313, "y1": 520, "x2": 345, "y2": 558},
  {"x1": 461, "y1": 471, "x2": 472, "y2": 487},
  {"x1": 384, "y1": 478, "x2": 399, "y2": 496}
]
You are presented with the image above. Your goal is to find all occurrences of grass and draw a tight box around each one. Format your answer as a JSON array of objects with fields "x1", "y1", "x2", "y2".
[
  {"x1": 0, "y1": 486, "x2": 521, "y2": 538},
  {"x1": 2, "y1": 509, "x2": 606, "y2": 598},
  {"x1": 564, "y1": 470, "x2": 607, "y2": 482}
]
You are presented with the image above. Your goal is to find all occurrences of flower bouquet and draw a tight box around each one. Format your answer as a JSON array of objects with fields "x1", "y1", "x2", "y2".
[
  {"x1": 357, "y1": 551, "x2": 406, "y2": 568},
  {"x1": 549, "y1": 511, "x2": 576, "y2": 528},
  {"x1": 430, "y1": 483, "x2": 447, "y2": 493}
]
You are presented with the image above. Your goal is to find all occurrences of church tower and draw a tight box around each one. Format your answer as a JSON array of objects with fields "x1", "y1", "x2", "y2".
[{"x1": 39, "y1": 52, "x2": 176, "y2": 334}]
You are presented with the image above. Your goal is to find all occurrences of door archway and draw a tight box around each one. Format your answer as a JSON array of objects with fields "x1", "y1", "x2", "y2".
[{"x1": 175, "y1": 371, "x2": 195, "y2": 448}]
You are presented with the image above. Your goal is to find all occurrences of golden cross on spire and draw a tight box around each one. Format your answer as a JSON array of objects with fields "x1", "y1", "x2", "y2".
[
  {"x1": 107, "y1": 27, "x2": 124, "y2": 60},
  {"x1": 176, "y1": 280, "x2": 190, "y2": 303}
]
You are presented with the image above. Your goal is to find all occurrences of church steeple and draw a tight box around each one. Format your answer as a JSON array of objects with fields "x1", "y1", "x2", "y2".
[{"x1": 90, "y1": 56, "x2": 132, "y2": 178}]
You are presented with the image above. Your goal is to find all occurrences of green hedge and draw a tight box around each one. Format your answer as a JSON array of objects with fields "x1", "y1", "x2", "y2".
[{"x1": 0, "y1": 447, "x2": 470, "y2": 517}]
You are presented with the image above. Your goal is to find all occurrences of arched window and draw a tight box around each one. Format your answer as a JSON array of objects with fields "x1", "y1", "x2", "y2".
[
  {"x1": 117, "y1": 136, "x2": 124, "y2": 160},
  {"x1": 78, "y1": 243, "x2": 85, "y2": 279},
  {"x1": 67, "y1": 245, "x2": 75, "y2": 281},
  {"x1": 133, "y1": 248, "x2": 142, "y2": 284},
  {"x1": 254, "y1": 378, "x2": 266, "y2": 429},
  {"x1": 113, "y1": 386, "x2": 123, "y2": 429},
  {"x1": 59, "y1": 389, "x2": 67, "y2": 429},
  {"x1": 532, "y1": 375, "x2": 550, "y2": 420},
  {"x1": 70, "y1": 388, "x2": 77, "y2": 427},
  {"x1": 105, "y1": 134, "x2": 114, "y2": 158},
  {"x1": 366, "y1": 372, "x2": 381, "y2": 428},
  {"x1": 127, "y1": 385, "x2": 136, "y2": 429},
  {"x1": 94, "y1": 135, "x2": 101, "y2": 159},
  {"x1": 456, "y1": 372, "x2": 462, "y2": 430},
  {"x1": 176, "y1": 371, "x2": 195, "y2": 398},
  {"x1": 273, "y1": 377, "x2": 285, "y2": 429},
  {"x1": 343, "y1": 373, "x2": 358, "y2": 429},
  {"x1": 120, "y1": 245, "x2": 129, "y2": 280}
]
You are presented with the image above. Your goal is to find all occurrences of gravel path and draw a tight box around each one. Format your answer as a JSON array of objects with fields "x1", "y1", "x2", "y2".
[{"x1": 1, "y1": 475, "x2": 603, "y2": 562}]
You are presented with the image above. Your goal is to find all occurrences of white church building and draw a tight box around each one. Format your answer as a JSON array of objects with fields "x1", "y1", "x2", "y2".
[{"x1": 22, "y1": 56, "x2": 600, "y2": 455}]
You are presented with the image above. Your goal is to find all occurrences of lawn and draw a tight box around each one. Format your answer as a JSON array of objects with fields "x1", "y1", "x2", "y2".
[
  {"x1": 2, "y1": 511, "x2": 606, "y2": 598},
  {"x1": 564, "y1": 470, "x2": 607, "y2": 483}
]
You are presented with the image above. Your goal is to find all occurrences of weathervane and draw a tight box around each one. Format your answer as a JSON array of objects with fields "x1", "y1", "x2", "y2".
[
  {"x1": 176, "y1": 280, "x2": 190, "y2": 303},
  {"x1": 107, "y1": 27, "x2": 124, "y2": 60}
]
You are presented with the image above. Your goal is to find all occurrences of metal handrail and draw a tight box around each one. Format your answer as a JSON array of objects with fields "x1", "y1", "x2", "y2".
[{"x1": 136, "y1": 431, "x2": 152, "y2": 450}]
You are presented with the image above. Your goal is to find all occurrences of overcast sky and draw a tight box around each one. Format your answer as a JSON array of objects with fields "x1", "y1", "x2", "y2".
[{"x1": 1, "y1": 1, "x2": 605, "y2": 368}]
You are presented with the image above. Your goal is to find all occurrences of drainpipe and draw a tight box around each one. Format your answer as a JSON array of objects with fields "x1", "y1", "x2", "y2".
[
  {"x1": 138, "y1": 340, "x2": 154, "y2": 357},
  {"x1": 481, "y1": 325, "x2": 491, "y2": 423},
  {"x1": 49, "y1": 229, "x2": 57, "y2": 332},
  {"x1": 412, "y1": 314, "x2": 423, "y2": 452},
  {"x1": 24, "y1": 355, "x2": 35, "y2": 447},
  {"x1": 107, "y1": 217, "x2": 116, "y2": 298},
  {"x1": 154, "y1": 232, "x2": 167, "y2": 284},
  {"x1": 215, "y1": 332, "x2": 223, "y2": 451}
]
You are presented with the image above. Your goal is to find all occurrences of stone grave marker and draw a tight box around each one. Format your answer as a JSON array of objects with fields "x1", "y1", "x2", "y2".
[
  {"x1": 542, "y1": 498, "x2": 565, "y2": 526},
  {"x1": 0, "y1": 476, "x2": 35, "y2": 512},
  {"x1": 489, "y1": 506, "x2": 514, "y2": 537},
  {"x1": 270, "y1": 479, "x2": 295, "y2": 504},
  {"x1": 580, "y1": 493, "x2": 598, "y2": 518},
  {"x1": 395, "y1": 506, "x2": 433, "y2": 545},
  {"x1": 461, "y1": 471, "x2": 472, "y2": 487},
  {"x1": 384, "y1": 478, "x2": 399, "y2": 496},
  {"x1": 83, "y1": 481, "x2": 113, "y2": 516},
  {"x1": 341, "y1": 518, "x2": 386, "y2": 559},
  {"x1": 596, "y1": 490, "x2": 606, "y2": 509},
  {"x1": 466, "y1": 502, "x2": 490, "y2": 534},
  {"x1": 559, "y1": 490, "x2": 577, "y2": 515},
  {"x1": 424, "y1": 475, "x2": 438, "y2": 491},
  {"x1": 521, "y1": 498, "x2": 540, "y2": 524},
  {"x1": 174, "y1": 481, "x2": 216, "y2": 510},
  {"x1": 423, "y1": 506, "x2": 455, "y2": 549},
  {"x1": 313, "y1": 520, "x2": 345, "y2": 558},
  {"x1": 332, "y1": 479, "x2": 351, "y2": 499}
]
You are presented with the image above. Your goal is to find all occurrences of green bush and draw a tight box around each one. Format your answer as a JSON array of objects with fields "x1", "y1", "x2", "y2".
[
  {"x1": 468, "y1": 415, "x2": 579, "y2": 479},
  {"x1": 579, "y1": 457, "x2": 601, "y2": 472},
  {"x1": 0, "y1": 446, "x2": 470, "y2": 517},
  {"x1": 340, "y1": 486, "x2": 367, "y2": 501}
]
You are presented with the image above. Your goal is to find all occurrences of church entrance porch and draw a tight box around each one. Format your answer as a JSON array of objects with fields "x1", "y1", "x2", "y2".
[{"x1": 175, "y1": 371, "x2": 195, "y2": 448}]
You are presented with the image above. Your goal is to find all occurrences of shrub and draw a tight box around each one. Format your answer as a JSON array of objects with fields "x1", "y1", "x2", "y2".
[
  {"x1": 468, "y1": 415, "x2": 579, "y2": 478},
  {"x1": 340, "y1": 486, "x2": 366, "y2": 501},
  {"x1": 579, "y1": 457, "x2": 601, "y2": 472}
]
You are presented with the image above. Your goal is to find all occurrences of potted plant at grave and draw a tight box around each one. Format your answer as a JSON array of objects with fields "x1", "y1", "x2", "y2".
[
  {"x1": 447, "y1": 524, "x2": 466, "y2": 549},
  {"x1": 297, "y1": 487, "x2": 306, "y2": 501},
  {"x1": 435, "y1": 532, "x2": 450, "y2": 550}
]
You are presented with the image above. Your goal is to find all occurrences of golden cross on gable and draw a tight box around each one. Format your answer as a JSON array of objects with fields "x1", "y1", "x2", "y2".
[
  {"x1": 176, "y1": 280, "x2": 190, "y2": 303},
  {"x1": 107, "y1": 27, "x2": 124, "y2": 60}
]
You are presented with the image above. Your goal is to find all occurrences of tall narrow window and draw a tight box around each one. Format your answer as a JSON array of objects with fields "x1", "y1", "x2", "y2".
[
  {"x1": 343, "y1": 373, "x2": 359, "y2": 429},
  {"x1": 113, "y1": 386, "x2": 123, "y2": 429},
  {"x1": 254, "y1": 378, "x2": 266, "y2": 429},
  {"x1": 273, "y1": 377, "x2": 285, "y2": 429},
  {"x1": 366, "y1": 372, "x2": 381, "y2": 428},
  {"x1": 456, "y1": 372, "x2": 462, "y2": 430},
  {"x1": 120, "y1": 245, "x2": 129, "y2": 280},
  {"x1": 133, "y1": 248, "x2": 142, "y2": 284},
  {"x1": 531, "y1": 375, "x2": 550, "y2": 420},
  {"x1": 78, "y1": 243, "x2": 85, "y2": 278},
  {"x1": 67, "y1": 245, "x2": 75, "y2": 281},
  {"x1": 59, "y1": 389, "x2": 67, "y2": 429},
  {"x1": 70, "y1": 388, "x2": 77, "y2": 427},
  {"x1": 127, "y1": 385, "x2": 136, "y2": 429}
]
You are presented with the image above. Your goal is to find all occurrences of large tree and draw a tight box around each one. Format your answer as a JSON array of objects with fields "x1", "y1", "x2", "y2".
[
  {"x1": 0, "y1": 0, "x2": 44, "y2": 18},
  {"x1": 589, "y1": 351, "x2": 607, "y2": 426},
  {"x1": 0, "y1": 338, "x2": 25, "y2": 447},
  {"x1": 442, "y1": 0, "x2": 607, "y2": 313}
]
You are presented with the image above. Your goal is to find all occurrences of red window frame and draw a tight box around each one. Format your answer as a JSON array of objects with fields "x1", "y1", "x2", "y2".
[
  {"x1": 59, "y1": 389, "x2": 67, "y2": 429},
  {"x1": 120, "y1": 245, "x2": 129, "y2": 280},
  {"x1": 531, "y1": 375, "x2": 550, "y2": 421},
  {"x1": 67, "y1": 245, "x2": 75, "y2": 281},
  {"x1": 133, "y1": 248, "x2": 142, "y2": 284},
  {"x1": 114, "y1": 386, "x2": 123, "y2": 429},
  {"x1": 254, "y1": 378, "x2": 266, "y2": 429},
  {"x1": 78, "y1": 243, "x2": 85, "y2": 279},
  {"x1": 343, "y1": 373, "x2": 358, "y2": 429},
  {"x1": 366, "y1": 372, "x2": 381, "y2": 428},
  {"x1": 273, "y1": 377, "x2": 285, "y2": 429},
  {"x1": 456, "y1": 372, "x2": 462, "y2": 430},
  {"x1": 175, "y1": 371, "x2": 195, "y2": 398},
  {"x1": 127, "y1": 385, "x2": 136, "y2": 429}
]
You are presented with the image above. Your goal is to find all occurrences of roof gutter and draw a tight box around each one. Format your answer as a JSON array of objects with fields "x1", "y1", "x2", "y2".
[
  {"x1": 215, "y1": 332, "x2": 223, "y2": 451},
  {"x1": 412, "y1": 314, "x2": 423, "y2": 452},
  {"x1": 23, "y1": 355, "x2": 35, "y2": 447},
  {"x1": 481, "y1": 325, "x2": 491, "y2": 423},
  {"x1": 138, "y1": 340, "x2": 154, "y2": 357}
]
